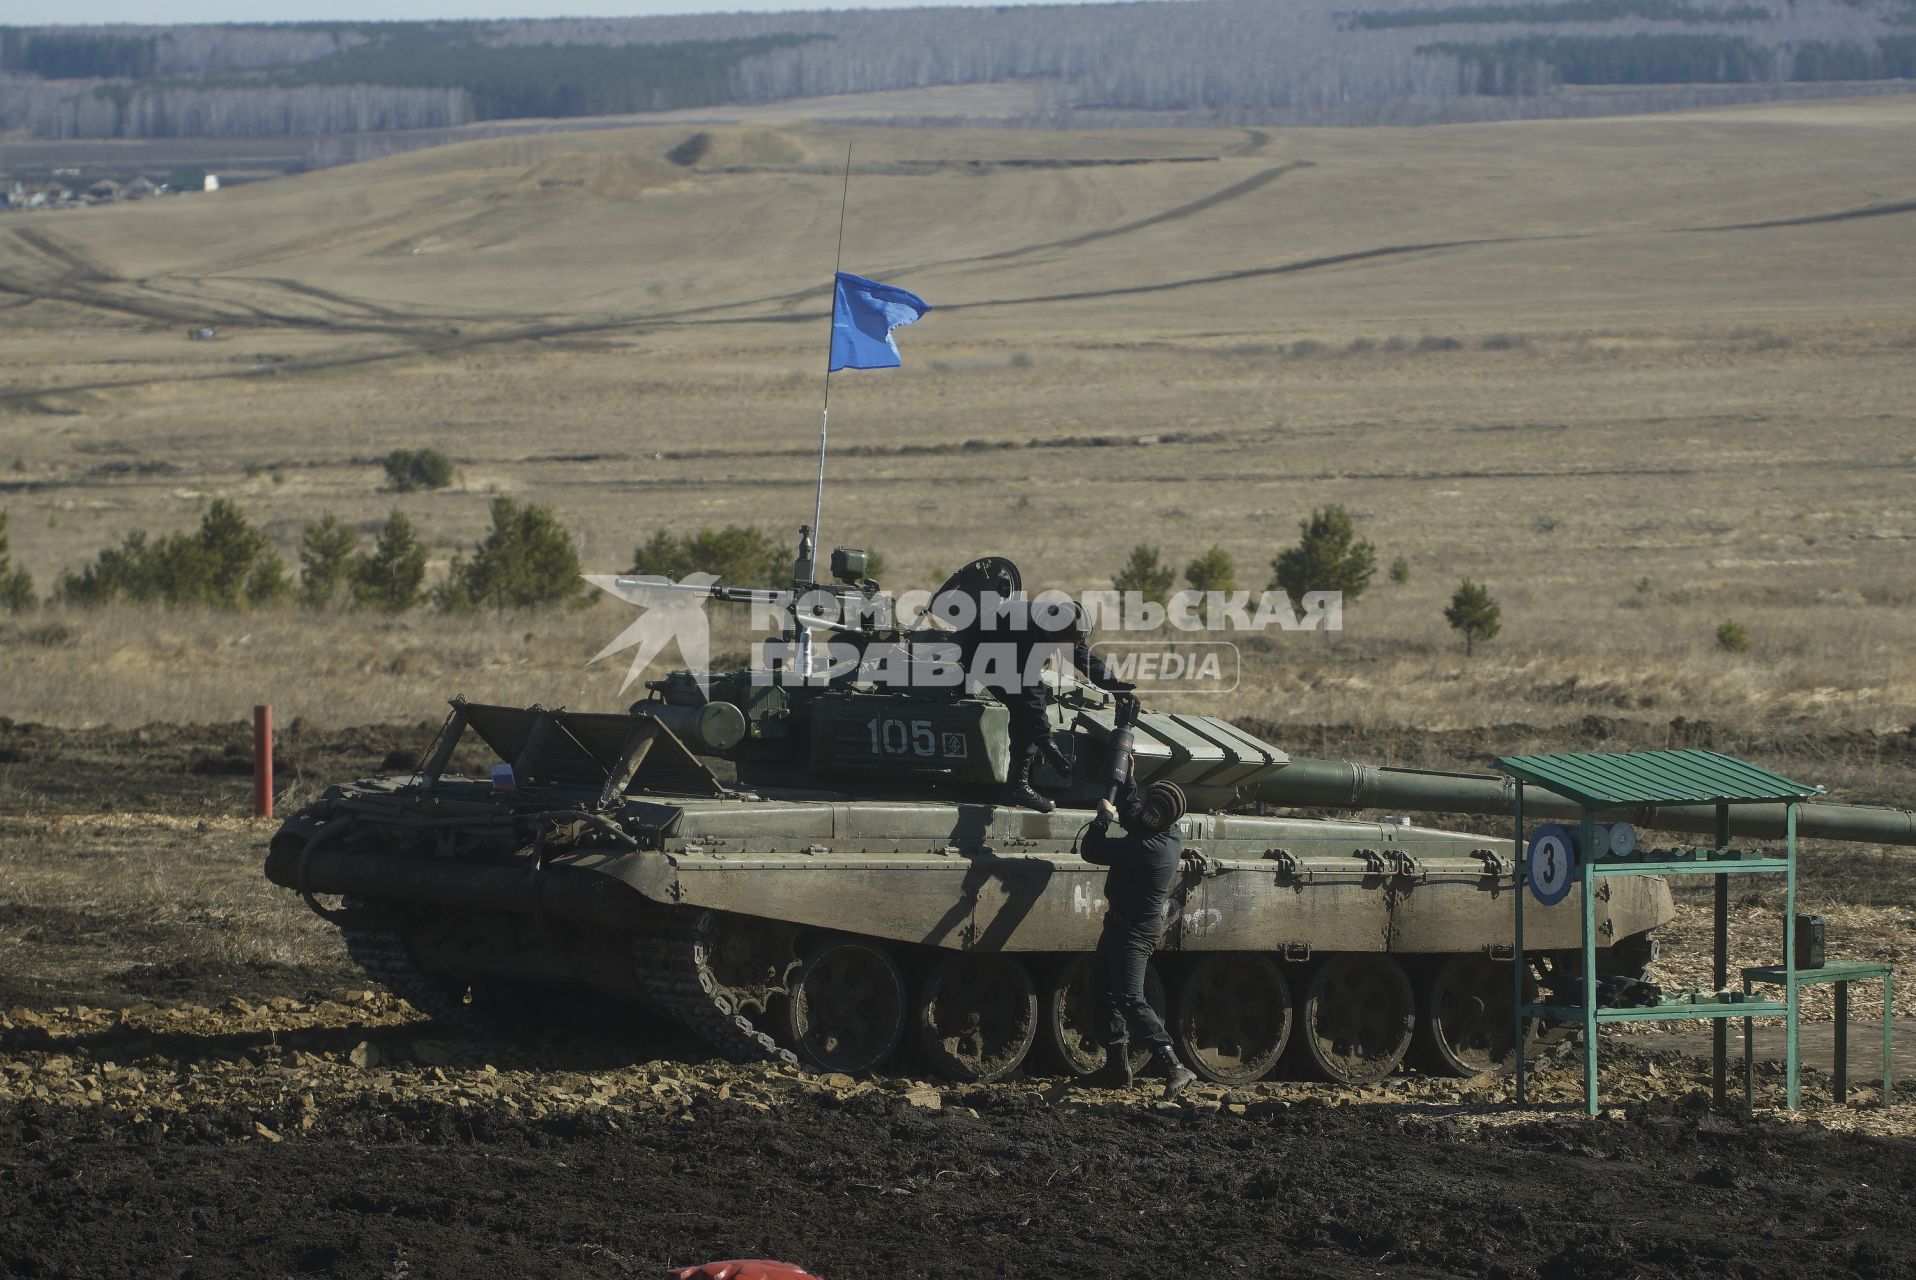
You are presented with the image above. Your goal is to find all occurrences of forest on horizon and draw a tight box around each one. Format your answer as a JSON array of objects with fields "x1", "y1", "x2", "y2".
[{"x1": 2, "y1": 0, "x2": 1914, "y2": 140}]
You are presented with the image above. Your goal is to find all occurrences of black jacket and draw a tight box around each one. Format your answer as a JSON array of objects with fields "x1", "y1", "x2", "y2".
[
  {"x1": 952, "y1": 610, "x2": 1120, "y2": 695},
  {"x1": 1081, "y1": 783, "x2": 1183, "y2": 929}
]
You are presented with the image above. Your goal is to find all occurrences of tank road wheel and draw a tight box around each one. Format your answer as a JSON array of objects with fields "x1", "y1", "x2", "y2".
[
  {"x1": 1172, "y1": 954, "x2": 1292, "y2": 1086},
  {"x1": 1035, "y1": 954, "x2": 1167, "y2": 1077},
  {"x1": 1293, "y1": 955, "x2": 1416, "y2": 1085},
  {"x1": 915, "y1": 954, "x2": 1039, "y2": 1083},
  {"x1": 1412, "y1": 954, "x2": 1539, "y2": 1078},
  {"x1": 781, "y1": 937, "x2": 908, "y2": 1075}
]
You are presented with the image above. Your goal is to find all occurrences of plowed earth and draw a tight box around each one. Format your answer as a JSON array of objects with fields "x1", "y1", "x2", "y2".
[{"x1": 2, "y1": 718, "x2": 1914, "y2": 1280}]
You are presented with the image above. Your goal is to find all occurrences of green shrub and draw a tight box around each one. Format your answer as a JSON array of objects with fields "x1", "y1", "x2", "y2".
[
  {"x1": 1716, "y1": 620, "x2": 1750, "y2": 653},
  {"x1": 298, "y1": 512, "x2": 357, "y2": 608},
  {"x1": 0, "y1": 509, "x2": 35, "y2": 612},
  {"x1": 1270, "y1": 506, "x2": 1377, "y2": 606},
  {"x1": 58, "y1": 499, "x2": 285, "y2": 609},
  {"x1": 629, "y1": 525, "x2": 788, "y2": 586},
  {"x1": 439, "y1": 497, "x2": 581, "y2": 610},
  {"x1": 1388, "y1": 555, "x2": 1410, "y2": 584},
  {"x1": 1113, "y1": 544, "x2": 1176, "y2": 608},
  {"x1": 1183, "y1": 544, "x2": 1236, "y2": 595},
  {"x1": 353, "y1": 511, "x2": 429, "y2": 612},
  {"x1": 1444, "y1": 578, "x2": 1502, "y2": 656},
  {"x1": 383, "y1": 447, "x2": 456, "y2": 493}
]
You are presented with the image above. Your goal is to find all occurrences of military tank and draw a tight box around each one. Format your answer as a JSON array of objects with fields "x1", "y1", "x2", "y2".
[{"x1": 266, "y1": 538, "x2": 1916, "y2": 1086}]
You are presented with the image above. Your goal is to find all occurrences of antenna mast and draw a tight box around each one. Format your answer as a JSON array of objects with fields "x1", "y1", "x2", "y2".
[{"x1": 813, "y1": 140, "x2": 853, "y2": 555}]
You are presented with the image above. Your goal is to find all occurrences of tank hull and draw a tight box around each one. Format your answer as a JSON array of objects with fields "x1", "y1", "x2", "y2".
[
  {"x1": 269, "y1": 778, "x2": 1671, "y2": 1082},
  {"x1": 272, "y1": 788, "x2": 1666, "y2": 956}
]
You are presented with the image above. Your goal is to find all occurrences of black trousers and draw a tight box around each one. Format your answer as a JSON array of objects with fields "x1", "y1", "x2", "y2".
[
  {"x1": 1097, "y1": 910, "x2": 1171, "y2": 1051},
  {"x1": 990, "y1": 685, "x2": 1051, "y2": 755}
]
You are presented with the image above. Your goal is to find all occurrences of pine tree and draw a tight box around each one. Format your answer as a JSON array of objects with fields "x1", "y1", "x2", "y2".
[
  {"x1": 1444, "y1": 579, "x2": 1502, "y2": 657},
  {"x1": 1113, "y1": 544, "x2": 1175, "y2": 609},
  {"x1": 353, "y1": 511, "x2": 428, "y2": 612},
  {"x1": 1271, "y1": 506, "x2": 1377, "y2": 606},
  {"x1": 630, "y1": 525, "x2": 787, "y2": 585},
  {"x1": 298, "y1": 512, "x2": 357, "y2": 608},
  {"x1": 441, "y1": 497, "x2": 581, "y2": 611},
  {"x1": 55, "y1": 500, "x2": 285, "y2": 608},
  {"x1": 1183, "y1": 544, "x2": 1236, "y2": 595},
  {"x1": 197, "y1": 499, "x2": 286, "y2": 607},
  {"x1": 0, "y1": 509, "x2": 35, "y2": 612}
]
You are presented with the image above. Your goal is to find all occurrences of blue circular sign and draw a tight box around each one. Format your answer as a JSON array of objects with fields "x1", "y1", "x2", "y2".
[{"x1": 1527, "y1": 824, "x2": 1577, "y2": 906}]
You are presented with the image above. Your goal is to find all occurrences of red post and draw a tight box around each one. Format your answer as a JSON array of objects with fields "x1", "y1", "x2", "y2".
[{"x1": 253, "y1": 704, "x2": 273, "y2": 819}]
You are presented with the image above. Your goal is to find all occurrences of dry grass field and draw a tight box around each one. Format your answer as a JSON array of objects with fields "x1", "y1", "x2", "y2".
[
  {"x1": 4, "y1": 104, "x2": 1916, "y2": 1274},
  {"x1": 2, "y1": 96, "x2": 1915, "y2": 745}
]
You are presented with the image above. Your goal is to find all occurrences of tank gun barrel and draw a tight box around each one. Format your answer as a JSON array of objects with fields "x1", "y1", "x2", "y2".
[
  {"x1": 1256, "y1": 757, "x2": 1916, "y2": 846},
  {"x1": 608, "y1": 577, "x2": 790, "y2": 607}
]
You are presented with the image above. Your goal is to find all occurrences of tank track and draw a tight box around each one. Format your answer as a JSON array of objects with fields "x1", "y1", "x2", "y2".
[
  {"x1": 340, "y1": 897, "x2": 492, "y2": 1038},
  {"x1": 631, "y1": 908, "x2": 799, "y2": 1068}
]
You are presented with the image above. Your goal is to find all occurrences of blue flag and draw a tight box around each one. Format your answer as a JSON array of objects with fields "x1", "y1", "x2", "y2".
[{"x1": 829, "y1": 272, "x2": 931, "y2": 372}]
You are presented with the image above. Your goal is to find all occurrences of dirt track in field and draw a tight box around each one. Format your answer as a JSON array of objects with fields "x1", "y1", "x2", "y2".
[{"x1": 2, "y1": 718, "x2": 1914, "y2": 1279}]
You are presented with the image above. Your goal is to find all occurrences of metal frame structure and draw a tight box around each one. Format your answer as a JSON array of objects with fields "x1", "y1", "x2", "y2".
[
  {"x1": 1500, "y1": 750, "x2": 1822, "y2": 1115},
  {"x1": 1743, "y1": 961, "x2": 1894, "y2": 1106}
]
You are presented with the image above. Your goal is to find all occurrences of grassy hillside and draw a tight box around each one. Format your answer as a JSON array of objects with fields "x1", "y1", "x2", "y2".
[{"x1": 1, "y1": 100, "x2": 1913, "y2": 737}]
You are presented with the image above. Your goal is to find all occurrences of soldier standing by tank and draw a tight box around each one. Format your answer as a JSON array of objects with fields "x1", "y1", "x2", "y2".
[
  {"x1": 954, "y1": 597, "x2": 1135, "y2": 812},
  {"x1": 1079, "y1": 776, "x2": 1197, "y2": 1098}
]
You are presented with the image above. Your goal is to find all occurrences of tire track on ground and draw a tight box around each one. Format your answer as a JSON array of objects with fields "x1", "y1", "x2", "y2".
[
  {"x1": 1686, "y1": 197, "x2": 1916, "y2": 233},
  {"x1": 906, "y1": 160, "x2": 1314, "y2": 273},
  {"x1": 3, "y1": 226, "x2": 436, "y2": 335},
  {"x1": 7, "y1": 182, "x2": 1908, "y2": 406},
  {"x1": 8, "y1": 226, "x2": 115, "y2": 281},
  {"x1": 0, "y1": 232, "x2": 1526, "y2": 405}
]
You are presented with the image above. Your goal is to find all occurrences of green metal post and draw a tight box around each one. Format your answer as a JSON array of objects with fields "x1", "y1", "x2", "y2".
[
  {"x1": 1714, "y1": 802, "x2": 1729, "y2": 1108},
  {"x1": 1742, "y1": 970, "x2": 1754, "y2": 1113},
  {"x1": 1513, "y1": 783, "x2": 1527, "y2": 1107},
  {"x1": 1834, "y1": 982, "x2": 1849, "y2": 1104},
  {"x1": 1885, "y1": 970, "x2": 1895, "y2": 1102},
  {"x1": 1581, "y1": 807, "x2": 1599, "y2": 1116},
  {"x1": 1785, "y1": 801, "x2": 1799, "y2": 1110}
]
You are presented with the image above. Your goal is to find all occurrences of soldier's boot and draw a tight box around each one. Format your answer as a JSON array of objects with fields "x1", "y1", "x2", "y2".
[
  {"x1": 1036, "y1": 736, "x2": 1073, "y2": 779},
  {"x1": 1005, "y1": 745, "x2": 1055, "y2": 813},
  {"x1": 1149, "y1": 1045, "x2": 1198, "y2": 1100},
  {"x1": 1082, "y1": 1043, "x2": 1133, "y2": 1089}
]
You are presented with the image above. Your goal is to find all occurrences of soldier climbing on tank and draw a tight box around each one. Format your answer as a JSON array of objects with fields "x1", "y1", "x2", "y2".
[
  {"x1": 953, "y1": 597, "x2": 1135, "y2": 812},
  {"x1": 1079, "y1": 774, "x2": 1198, "y2": 1098}
]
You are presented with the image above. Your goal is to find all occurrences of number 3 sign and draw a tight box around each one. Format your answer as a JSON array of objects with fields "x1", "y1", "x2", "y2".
[{"x1": 1526, "y1": 824, "x2": 1577, "y2": 906}]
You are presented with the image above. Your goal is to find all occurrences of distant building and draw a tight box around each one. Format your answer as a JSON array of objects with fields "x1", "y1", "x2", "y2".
[
  {"x1": 204, "y1": 174, "x2": 220, "y2": 193},
  {"x1": 125, "y1": 176, "x2": 158, "y2": 200}
]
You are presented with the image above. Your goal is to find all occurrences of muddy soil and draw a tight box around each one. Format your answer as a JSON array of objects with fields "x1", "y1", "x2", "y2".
[
  {"x1": 4, "y1": 1059, "x2": 1914, "y2": 1280},
  {"x1": 3, "y1": 717, "x2": 1914, "y2": 1279}
]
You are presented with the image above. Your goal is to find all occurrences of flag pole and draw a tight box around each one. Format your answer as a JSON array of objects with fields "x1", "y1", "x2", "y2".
[
  {"x1": 813, "y1": 139, "x2": 854, "y2": 558},
  {"x1": 795, "y1": 141, "x2": 852, "y2": 680}
]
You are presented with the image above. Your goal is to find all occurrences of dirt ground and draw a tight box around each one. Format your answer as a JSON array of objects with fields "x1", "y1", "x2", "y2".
[{"x1": 2, "y1": 719, "x2": 1913, "y2": 1280}]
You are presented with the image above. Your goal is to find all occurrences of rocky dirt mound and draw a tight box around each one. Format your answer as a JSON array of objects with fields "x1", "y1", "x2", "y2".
[{"x1": 666, "y1": 127, "x2": 815, "y2": 169}]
